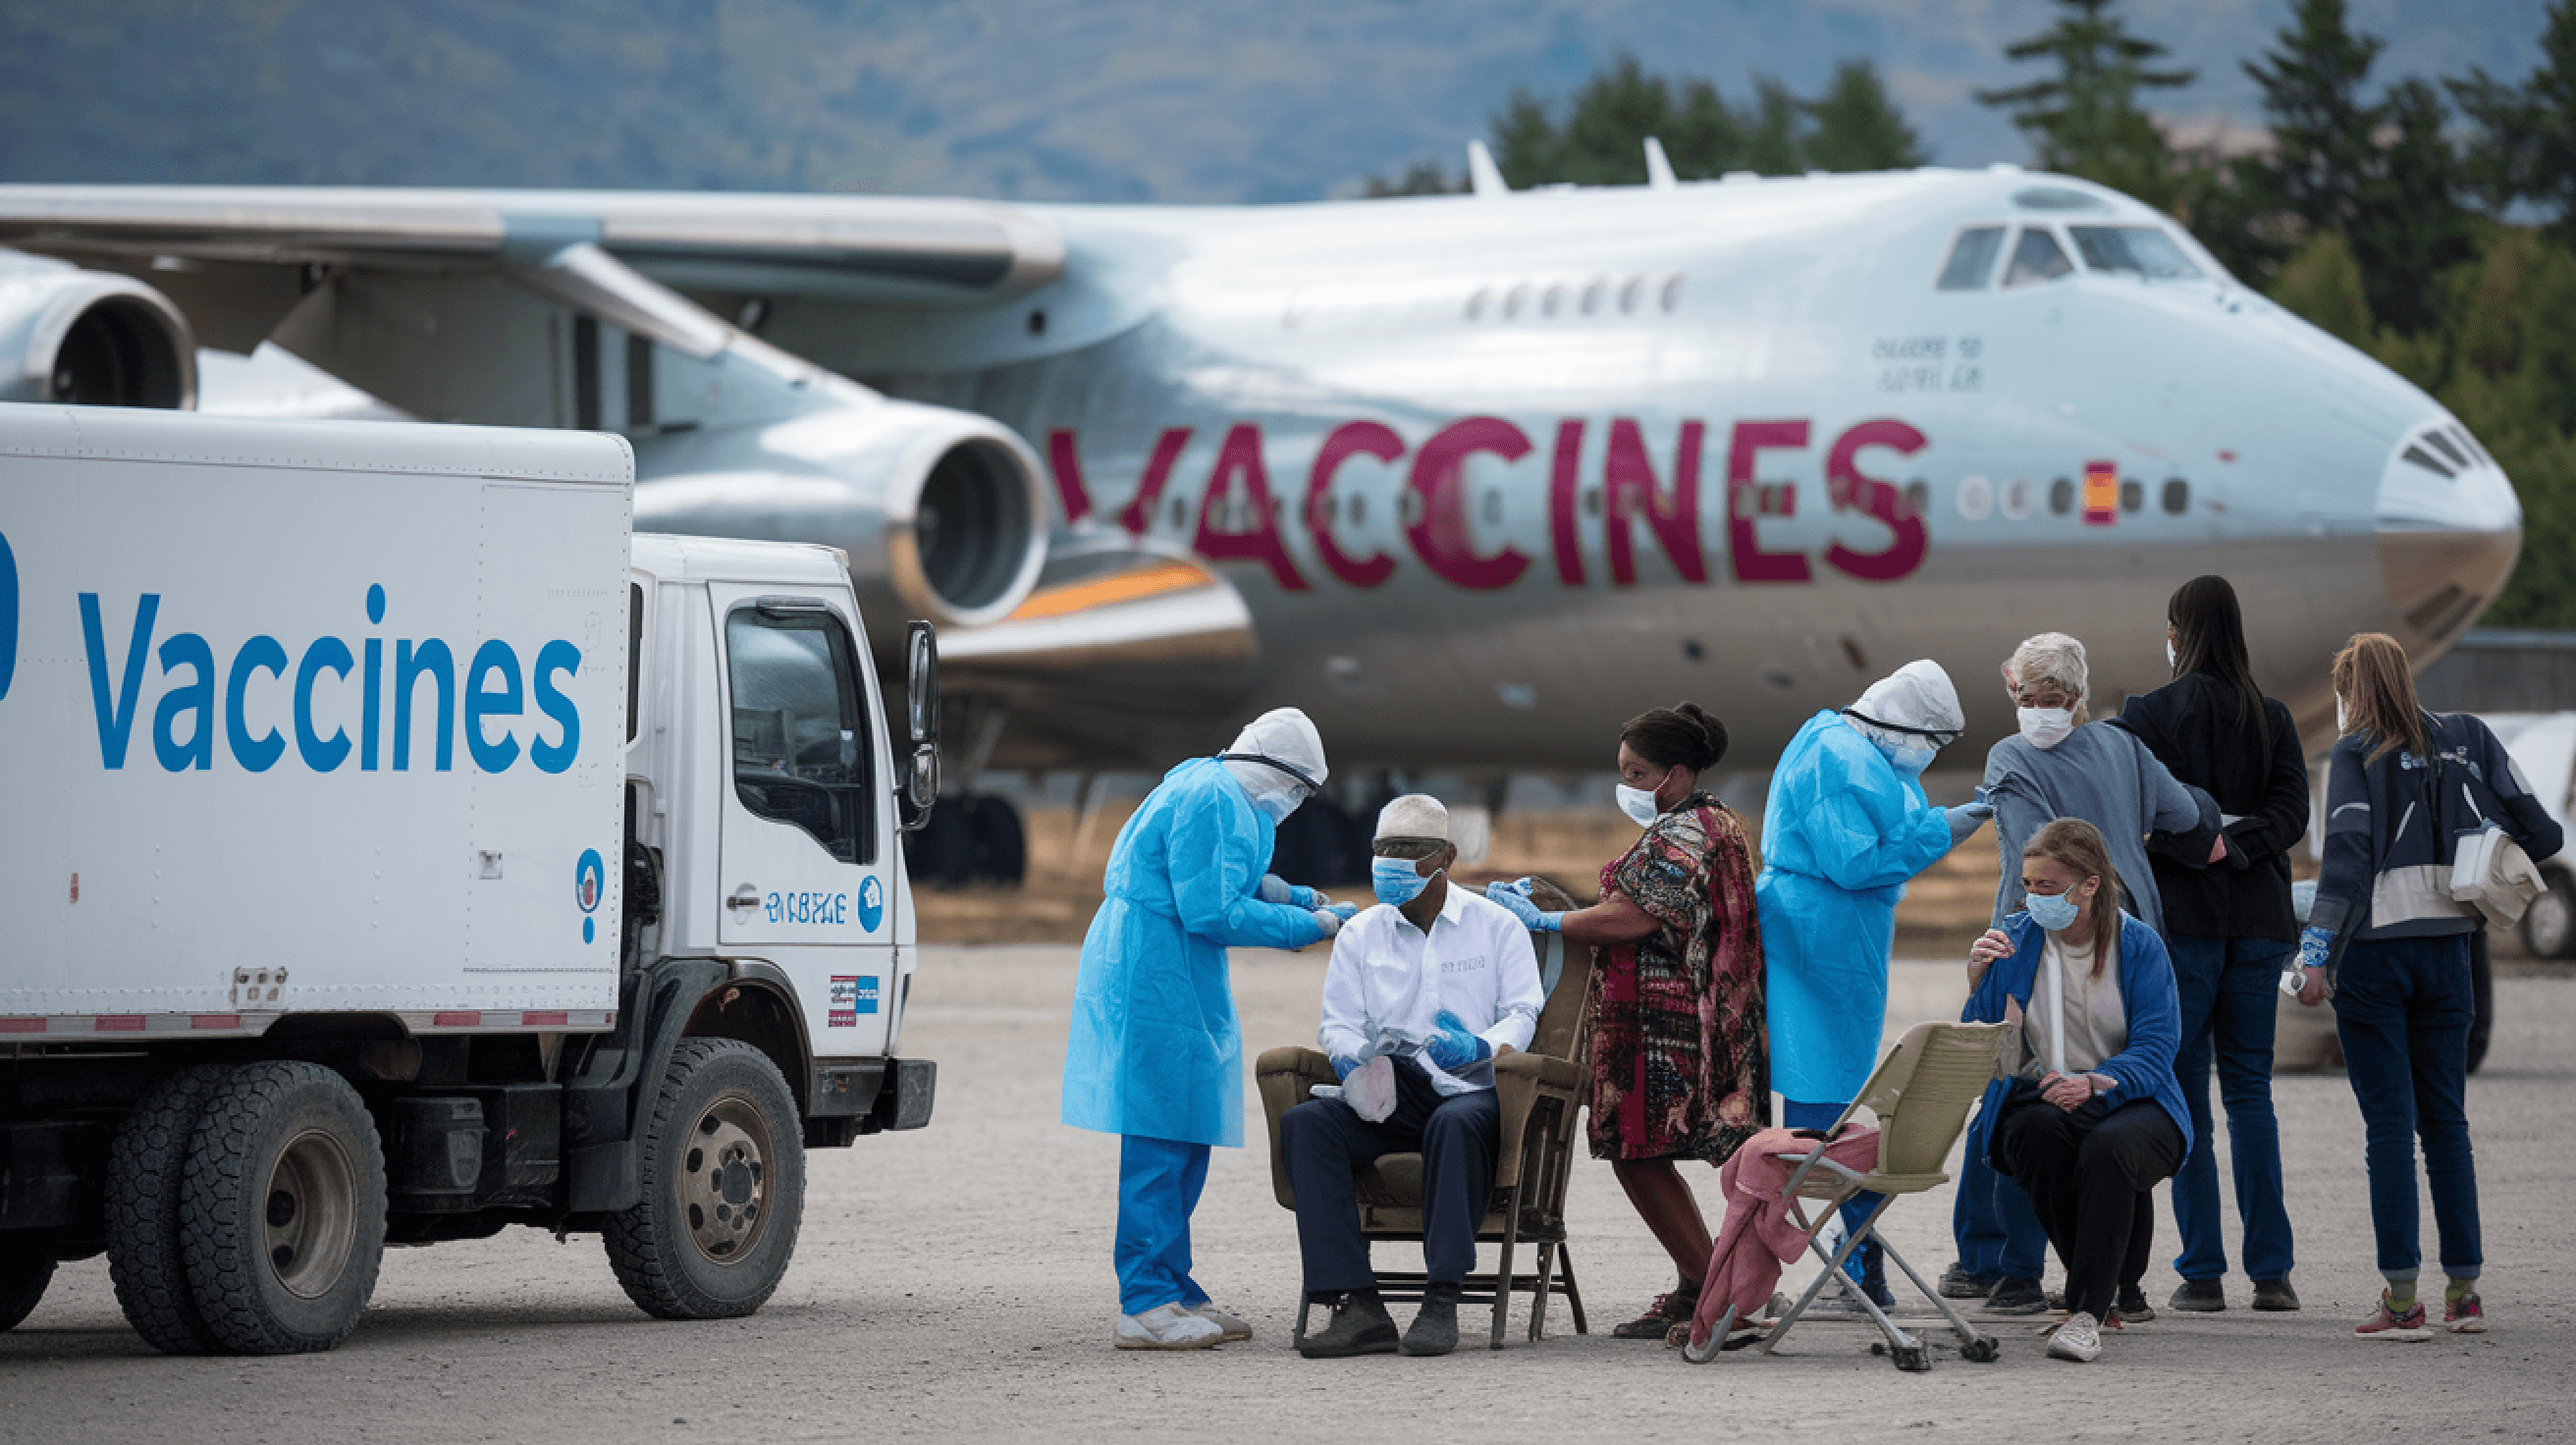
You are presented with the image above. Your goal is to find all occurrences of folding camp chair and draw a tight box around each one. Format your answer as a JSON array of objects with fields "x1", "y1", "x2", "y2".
[
  {"x1": 1685, "y1": 1020, "x2": 2012, "y2": 1371},
  {"x1": 1255, "y1": 881, "x2": 1592, "y2": 1351}
]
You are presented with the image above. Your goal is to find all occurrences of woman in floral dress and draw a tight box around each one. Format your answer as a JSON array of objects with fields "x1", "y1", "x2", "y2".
[{"x1": 1490, "y1": 702, "x2": 1769, "y2": 1340}]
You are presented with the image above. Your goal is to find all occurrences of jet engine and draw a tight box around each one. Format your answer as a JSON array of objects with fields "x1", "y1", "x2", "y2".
[
  {"x1": 629, "y1": 391, "x2": 1049, "y2": 637},
  {"x1": 0, "y1": 255, "x2": 195, "y2": 408}
]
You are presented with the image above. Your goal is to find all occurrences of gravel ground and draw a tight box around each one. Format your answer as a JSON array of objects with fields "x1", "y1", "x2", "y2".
[{"x1": 2, "y1": 947, "x2": 2566, "y2": 1443}]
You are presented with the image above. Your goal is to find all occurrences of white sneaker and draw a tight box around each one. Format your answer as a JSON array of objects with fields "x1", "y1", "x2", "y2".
[
  {"x1": 1188, "y1": 1302, "x2": 1253, "y2": 1342},
  {"x1": 2047, "y1": 1311, "x2": 2103, "y2": 1363},
  {"x1": 1114, "y1": 1302, "x2": 1226, "y2": 1350}
]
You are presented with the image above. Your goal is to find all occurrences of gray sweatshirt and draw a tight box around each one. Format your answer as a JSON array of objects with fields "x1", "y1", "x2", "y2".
[{"x1": 1983, "y1": 722, "x2": 2218, "y2": 937}]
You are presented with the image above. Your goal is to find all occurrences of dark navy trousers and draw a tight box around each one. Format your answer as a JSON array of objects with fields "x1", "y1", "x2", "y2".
[{"x1": 1282, "y1": 1058, "x2": 1498, "y2": 1295}]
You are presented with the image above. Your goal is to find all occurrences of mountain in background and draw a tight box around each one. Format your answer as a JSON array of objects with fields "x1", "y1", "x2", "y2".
[{"x1": 0, "y1": 0, "x2": 2552, "y2": 203}]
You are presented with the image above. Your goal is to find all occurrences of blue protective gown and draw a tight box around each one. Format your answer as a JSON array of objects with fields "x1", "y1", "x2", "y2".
[
  {"x1": 1062, "y1": 757, "x2": 1329, "y2": 1150},
  {"x1": 1757, "y1": 711, "x2": 1957, "y2": 1103}
]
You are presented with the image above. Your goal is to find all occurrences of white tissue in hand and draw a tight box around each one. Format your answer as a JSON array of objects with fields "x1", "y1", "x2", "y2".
[{"x1": 1345, "y1": 1054, "x2": 1398, "y2": 1122}]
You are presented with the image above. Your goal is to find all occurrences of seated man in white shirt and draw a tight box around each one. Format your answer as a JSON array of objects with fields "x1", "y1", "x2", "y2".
[{"x1": 1285, "y1": 794, "x2": 1546, "y2": 1359}]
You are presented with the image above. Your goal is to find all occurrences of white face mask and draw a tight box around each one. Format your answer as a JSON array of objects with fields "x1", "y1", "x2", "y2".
[
  {"x1": 2166, "y1": 638, "x2": 2177, "y2": 670},
  {"x1": 2336, "y1": 698, "x2": 2350, "y2": 734},
  {"x1": 1615, "y1": 782, "x2": 1662, "y2": 827},
  {"x1": 2017, "y1": 707, "x2": 2076, "y2": 750}
]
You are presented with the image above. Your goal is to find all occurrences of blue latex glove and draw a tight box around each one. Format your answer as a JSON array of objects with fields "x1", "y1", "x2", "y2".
[
  {"x1": 1425, "y1": 1009, "x2": 1493, "y2": 1072},
  {"x1": 1258, "y1": 873, "x2": 1307, "y2": 906},
  {"x1": 1485, "y1": 883, "x2": 1563, "y2": 933},
  {"x1": 1329, "y1": 1054, "x2": 1363, "y2": 1082},
  {"x1": 1320, "y1": 900, "x2": 1359, "y2": 921}
]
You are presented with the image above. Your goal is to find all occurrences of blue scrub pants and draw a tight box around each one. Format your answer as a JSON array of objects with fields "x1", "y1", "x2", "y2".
[
  {"x1": 1782, "y1": 1099, "x2": 1882, "y2": 1288},
  {"x1": 2166, "y1": 934, "x2": 2296, "y2": 1283},
  {"x1": 1116, "y1": 1135, "x2": 1213, "y2": 1314},
  {"x1": 2333, "y1": 935, "x2": 2482, "y2": 1281},
  {"x1": 1954, "y1": 1097, "x2": 2050, "y2": 1281}
]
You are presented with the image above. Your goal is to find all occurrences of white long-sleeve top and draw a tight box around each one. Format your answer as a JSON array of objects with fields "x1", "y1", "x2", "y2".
[{"x1": 1317, "y1": 883, "x2": 1545, "y2": 1096}]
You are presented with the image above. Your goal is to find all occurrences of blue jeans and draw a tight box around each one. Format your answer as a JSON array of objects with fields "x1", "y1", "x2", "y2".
[
  {"x1": 1954, "y1": 1096, "x2": 2049, "y2": 1280},
  {"x1": 1115, "y1": 1135, "x2": 1212, "y2": 1313},
  {"x1": 2165, "y1": 934, "x2": 2296, "y2": 1282},
  {"x1": 2333, "y1": 935, "x2": 2482, "y2": 1280},
  {"x1": 1783, "y1": 1098, "x2": 1881, "y2": 1286}
]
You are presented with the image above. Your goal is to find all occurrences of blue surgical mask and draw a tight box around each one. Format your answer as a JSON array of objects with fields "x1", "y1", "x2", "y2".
[
  {"x1": 1877, "y1": 738, "x2": 1935, "y2": 776},
  {"x1": 1372, "y1": 856, "x2": 1436, "y2": 906},
  {"x1": 1256, "y1": 788, "x2": 1301, "y2": 824},
  {"x1": 2024, "y1": 889, "x2": 2080, "y2": 932}
]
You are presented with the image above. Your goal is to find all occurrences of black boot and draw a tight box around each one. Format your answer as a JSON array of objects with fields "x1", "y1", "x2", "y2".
[
  {"x1": 1402, "y1": 1283, "x2": 1462, "y2": 1357},
  {"x1": 1298, "y1": 1290, "x2": 1399, "y2": 1359}
]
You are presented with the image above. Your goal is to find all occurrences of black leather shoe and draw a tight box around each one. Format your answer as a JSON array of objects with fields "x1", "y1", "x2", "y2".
[
  {"x1": 1401, "y1": 1284, "x2": 1462, "y2": 1356},
  {"x1": 1298, "y1": 1291, "x2": 1399, "y2": 1359},
  {"x1": 2170, "y1": 1278, "x2": 2227, "y2": 1312},
  {"x1": 2116, "y1": 1283, "x2": 2156, "y2": 1322},
  {"x1": 1986, "y1": 1276, "x2": 2049, "y2": 1314},
  {"x1": 2251, "y1": 1277, "x2": 2301, "y2": 1311}
]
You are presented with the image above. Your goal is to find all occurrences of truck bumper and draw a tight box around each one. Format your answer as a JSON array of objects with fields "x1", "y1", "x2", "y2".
[{"x1": 869, "y1": 1057, "x2": 936, "y2": 1132}]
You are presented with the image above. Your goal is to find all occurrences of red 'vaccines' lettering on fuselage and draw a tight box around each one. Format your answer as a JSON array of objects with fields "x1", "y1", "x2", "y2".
[{"x1": 1044, "y1": 417, "x2": 1928, "y2": 591}]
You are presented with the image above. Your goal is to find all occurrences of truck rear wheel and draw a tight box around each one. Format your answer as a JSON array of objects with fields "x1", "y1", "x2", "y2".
[
  {"x1": 181, "y1": 1062, "x2": 387, "y2": 1354},
  {"x1": 105, "y1": 1065, "x2": 232, "y2": 1354},
  {"x1": 0, "y1": 1248, "x2": 53, "y2": 1331},
  {"x1": 603, "y1": 1038, "x2": 804, "y2": 1320}
]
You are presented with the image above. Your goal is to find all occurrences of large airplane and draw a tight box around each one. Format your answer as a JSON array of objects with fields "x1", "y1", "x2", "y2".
[{"x1": 0, "y1": 149, "x2": 2521, "y2": 872}]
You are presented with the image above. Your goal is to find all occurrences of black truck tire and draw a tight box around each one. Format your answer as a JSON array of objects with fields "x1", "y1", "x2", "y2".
[
  {"x1": 603, "y1": 1038, "x2": 804, "y2": 1320},
  {"x1": 0, "y1": 1248, "x2": 53, "y2": 1331},
  {"x1": 105, "y1": 1065, "x2": 233, "y2": 1354},
  {"x1": 180, "y1": 1061, "x2": 388, "y2": 1354}
]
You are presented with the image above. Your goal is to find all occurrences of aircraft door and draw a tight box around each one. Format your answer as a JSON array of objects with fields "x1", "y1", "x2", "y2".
[{"x1": 710, "y1": 584, "x2": 897, "y2": 1058}]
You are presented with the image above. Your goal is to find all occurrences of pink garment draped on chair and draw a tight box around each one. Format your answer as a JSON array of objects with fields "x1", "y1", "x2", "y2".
[{"x1": 1686, "y1": 1123, "x2": 1883, "y2": 1350}]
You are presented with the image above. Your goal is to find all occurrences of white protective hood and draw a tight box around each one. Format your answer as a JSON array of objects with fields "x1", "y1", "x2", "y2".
[
  {"x1": 1219, "y1": 706, "x2": 1328, "y2": 805},
  {"x1": 1847, "y1": 660, "x2": 1966, "y2": 746}
]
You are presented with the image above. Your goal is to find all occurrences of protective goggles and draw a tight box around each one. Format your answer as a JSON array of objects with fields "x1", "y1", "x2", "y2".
[
  {"x1": 1841, "y1": 708, "x2": 1961, "y2": 749},
  {"x1": 1216, "y1": 751, "x2": 1322, "y2": 804}
]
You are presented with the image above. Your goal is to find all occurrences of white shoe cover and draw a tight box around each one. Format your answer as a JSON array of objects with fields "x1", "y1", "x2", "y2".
[{"x1": 1115, "y1": 1302, "x2": 1226, "y2": 1350}]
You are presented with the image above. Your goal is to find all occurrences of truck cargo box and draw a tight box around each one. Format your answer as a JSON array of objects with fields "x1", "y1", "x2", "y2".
[{"x1": 0, "y1": 404, "x2": 634, "y2": 1033}]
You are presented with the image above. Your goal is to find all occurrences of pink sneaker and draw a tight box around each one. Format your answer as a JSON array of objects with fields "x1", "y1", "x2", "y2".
[
  {"x1": 2444, "y1": 1292, "x2": 2486, "y2": 1334},
  {"x1": 2354, "y1": 1292, "x2": 2432, "y2": 1341}
]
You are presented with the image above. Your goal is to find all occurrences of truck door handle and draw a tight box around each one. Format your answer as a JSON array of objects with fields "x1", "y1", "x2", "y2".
[{"x1": 728, "y1": 884, "x2": 761, "y2": 914}]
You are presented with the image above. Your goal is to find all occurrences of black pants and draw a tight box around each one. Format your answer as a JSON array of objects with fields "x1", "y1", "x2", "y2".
[
  {"x1": 1992, "y1": 1088, "x2": 2186, "y2": 1321},
  {"x1": 1281, "y1": 1059, "x2": 1499, "y2": 1294}
]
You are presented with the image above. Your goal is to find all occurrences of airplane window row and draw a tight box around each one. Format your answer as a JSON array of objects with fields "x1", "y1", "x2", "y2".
[
  {"x1": 1937, "y1": 222, "x2": 2201, "y2": 291},
  {"x1": 1466, "y1": 273, "x2": 1686, "y2": 321}
]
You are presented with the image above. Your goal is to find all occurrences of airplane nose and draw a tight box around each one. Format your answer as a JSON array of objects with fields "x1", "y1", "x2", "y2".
[{"x1": 2376, "y1": 418, "x2": 2521, "y2": 654}]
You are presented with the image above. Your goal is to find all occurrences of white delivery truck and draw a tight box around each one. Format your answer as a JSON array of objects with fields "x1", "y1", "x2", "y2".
[{"x1": 0, "y1": 403, "x2": 942, "y2": 1354}]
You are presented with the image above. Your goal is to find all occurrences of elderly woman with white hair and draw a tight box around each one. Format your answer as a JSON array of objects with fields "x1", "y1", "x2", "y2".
[{"x1": 1948, "y1": 630, "x2": 2222, "y2": 1319}]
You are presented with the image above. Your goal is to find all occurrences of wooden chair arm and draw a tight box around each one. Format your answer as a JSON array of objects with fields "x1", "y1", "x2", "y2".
[{"x1": 1257, "y1": 1045, "x2": 1336, "y2": 1210}]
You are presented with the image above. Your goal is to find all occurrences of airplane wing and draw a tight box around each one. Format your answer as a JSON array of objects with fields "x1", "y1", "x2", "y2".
[{"x1": 0, "y1": 185, "x2": 1066, "y2": 328}]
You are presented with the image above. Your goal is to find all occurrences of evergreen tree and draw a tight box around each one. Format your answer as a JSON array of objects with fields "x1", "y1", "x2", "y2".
[
  {"x1": 1801, "y1": 60, "x2": 1928, "y2": 172},
  {"x1": 1975, "y1": 0, "x2": 2195, "y2": 207},
  {"x1": 1361, "y1": 160, "x2": 1467, "y2": 197},
  {"x1": 2452, "y1": 0, "x2": 2576, "y2": 236}
]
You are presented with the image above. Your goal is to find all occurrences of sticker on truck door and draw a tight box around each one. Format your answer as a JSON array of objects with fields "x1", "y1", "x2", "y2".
[
  {"x1": 574, "y1": 848, "x2": 606, "y2": 942},
  {"x1": 828, "y1": 975, "x2": 880, "y2": 1027}
]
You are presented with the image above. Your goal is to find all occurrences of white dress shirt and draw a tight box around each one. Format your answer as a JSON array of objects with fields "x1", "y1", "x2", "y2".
[{"x1": 1317, "y1": 883, "x2": 1545, "y2": 1096}]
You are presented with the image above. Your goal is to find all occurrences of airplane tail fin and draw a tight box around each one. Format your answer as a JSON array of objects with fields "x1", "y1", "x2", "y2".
[
  {"x1": 1467, "y1": 140, "x2": 1509, "y2": 198},
  {"x1": 1643, "y1": 136, "x2": 1678, "y2": 190}
]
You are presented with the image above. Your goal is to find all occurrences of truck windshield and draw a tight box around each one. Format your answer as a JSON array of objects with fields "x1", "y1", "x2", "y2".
[{"x1": 725, "y1": 606, "x2": 876, "y2": 864}]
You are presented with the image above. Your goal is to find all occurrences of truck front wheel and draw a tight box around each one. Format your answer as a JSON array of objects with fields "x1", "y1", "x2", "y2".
[
  {"x1": 181, "y1": 1062, "x2": 388, "y2": 1354},
  {"x1": 603, "y1": 1038, "x2": 805, "y2": 1320}
]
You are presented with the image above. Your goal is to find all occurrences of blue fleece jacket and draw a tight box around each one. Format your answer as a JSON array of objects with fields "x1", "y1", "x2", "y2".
[{"x1": 1962, "y1": 910, "x2": 2192, "y2": 1156}]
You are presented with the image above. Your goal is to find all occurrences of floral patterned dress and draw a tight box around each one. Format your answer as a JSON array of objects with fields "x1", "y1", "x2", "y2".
[{"x1": 1584, "y1": 792, "x2": 1769, "y2": 1164}]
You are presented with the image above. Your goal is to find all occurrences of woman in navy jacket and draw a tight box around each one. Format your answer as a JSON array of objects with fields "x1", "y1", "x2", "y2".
[
  {"x1": 1965, "y1": 818, "x2": 2191, "y2": 1364},
  {"x1": 2294, "y1": 633, "x2": 2562, "y2": 1339}
]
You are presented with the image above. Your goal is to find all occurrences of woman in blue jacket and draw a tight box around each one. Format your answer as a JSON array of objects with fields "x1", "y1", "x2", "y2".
[
  {"x1": 2294, "y1": 634, "x2": 2562, "y2": 1340},
  {"x1": 1964, "y1": 818, "x2": 2192, "y2": 1365}
]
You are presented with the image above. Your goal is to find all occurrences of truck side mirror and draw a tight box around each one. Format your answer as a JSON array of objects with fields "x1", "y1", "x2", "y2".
[
  {"x1": 906, "y1": 620, "x2": 939, "y2": 747},
  {"x1": 899, "y1": 620, "x2": 940, "y2": 833}
]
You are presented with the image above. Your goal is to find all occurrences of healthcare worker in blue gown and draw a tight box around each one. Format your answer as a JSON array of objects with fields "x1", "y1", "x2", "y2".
[
  {"x1": 1062, "y1": 707, "x2": 1355, "y2": 1350},
  {"x1": 1758, "y1": 660, "x2": 1990, "y2": 1306}
]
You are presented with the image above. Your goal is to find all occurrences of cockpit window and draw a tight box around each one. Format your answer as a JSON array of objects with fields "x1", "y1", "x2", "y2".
[
  {"x1": 2066, "y1": 226, "x2": 2203, "y2": 279},
  {"x1": 2002, "y1": 228, "x2": 2074, "y2": 288},
  {"x1": 1937, "y1": 227, "x2": 2007, "y2": 291}
]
